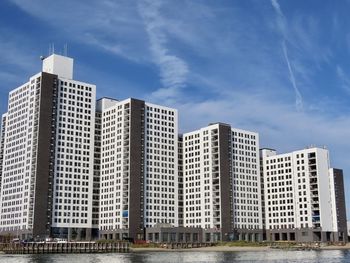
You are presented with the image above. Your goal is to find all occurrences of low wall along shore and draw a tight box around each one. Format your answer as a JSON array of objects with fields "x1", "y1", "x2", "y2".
[{"x1": 2, "y1": 241, "x2": 130, "y2": 254}]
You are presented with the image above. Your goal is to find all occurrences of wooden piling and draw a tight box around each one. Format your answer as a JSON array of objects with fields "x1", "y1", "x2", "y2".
[{"x1": 2, "y1": 241, "x2": 130, "y2": 254}]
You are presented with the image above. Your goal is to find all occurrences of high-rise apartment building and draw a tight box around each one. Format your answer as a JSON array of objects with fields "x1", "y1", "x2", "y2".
[
  {"x1": 182, "y1": 123, "x2": 262, "y2": 242},
  {"x1": 97, "y1": 98, "x2": 178, "y2": 240},
  {"x1": 0, "y1": 53, "x2": 347, "y2": 244},
  {"x1": 261, "y1": 147, "x2": 347, "y2": 242},
  {"x1": 231, "y1": 127, "x2": 262, "y2": 239},
  {"x1": 0, "y1": 54, "x2": 97, "y2": 240}
]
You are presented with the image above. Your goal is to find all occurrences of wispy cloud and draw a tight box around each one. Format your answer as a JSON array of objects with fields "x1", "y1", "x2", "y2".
[
  {"x1": 336, "y1": 65, "x2": 350, "y2": 94},
  {"x1": 83, "y1": 33, "x2": 143, "y2": 63},
  {"x1": 271, "y1": 0, "x2": 284, "y2": 19},
  {"x1": 138, "y1": 0, "x2": 189, "y2": 100},
  {"x1": 0, "y1": 27, "x2": 40, "y2": 113},
  {"x1": 9, "y1": 0, "x2": 190, "y2": 103},
  {"x1": 282, "y1": 41, "x2": 303, "y2": 111},
  {"x1": 177, "y1": 86, "x2": 350, "y2": 173},
  {"x1": 271, "y1": 0, "x2": 303, "y2": 111},
  {"x1": 9, "y1": 0, "x2": 149, "y2": 63},
  {"x1": 0, "y1": 29, "x2": 38, "y2": 71},
  {"x1": 3, "y1": 0, "x2": 350, "y2": 216}
]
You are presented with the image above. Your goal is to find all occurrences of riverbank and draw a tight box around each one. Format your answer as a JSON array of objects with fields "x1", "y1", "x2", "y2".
[
  {"x1": 132, "y1": 246, "x2": 269, "y2": 252},
  {"x1": 320, "y1": 243, "x2": 350, "y2": 250},
  {"x1": 131, "y1": 243, "x2": 350, "y2": 252}
]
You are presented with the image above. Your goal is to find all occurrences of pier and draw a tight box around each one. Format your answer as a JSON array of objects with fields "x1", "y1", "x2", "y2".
[{"x1": 2, "y1": 241, "x2": 130, "y2": 254}]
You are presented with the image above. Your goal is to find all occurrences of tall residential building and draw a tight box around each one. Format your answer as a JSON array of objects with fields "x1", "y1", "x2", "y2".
[
  {"x1": 183, "y1": 123, "x2": 262, "y2": 242},
  {"x1": 98, "y1": 98, "x2": 178, "y2": 240},
  {"x1": 0, "y1": 54, "x2": 97, "y2": 240},
  {"x1": 1, "y1": 53, "x2": 347, "y2": 245},
  {"x1": 260, "y1": 147, "x2": 346, "y2": 242},
  {"x1": 231, "y1": 127, "x2": 262, "y2": 239}
]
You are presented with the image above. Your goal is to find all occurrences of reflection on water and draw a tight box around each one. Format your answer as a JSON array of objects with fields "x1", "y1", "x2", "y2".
[{"x1": 0, "y1": 250, "x2": 349, "y2": 263}]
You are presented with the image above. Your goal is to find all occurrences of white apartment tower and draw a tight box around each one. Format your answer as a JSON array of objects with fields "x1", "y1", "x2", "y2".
[
  {"x1": 261, "y1": 147, "x2": 347, "y2": 242},
  {"x1": 183, "y1": 123, "x2": 262, "y2": 242},
  {"x1": 0, "y1": 54, "x2": 97, "y2": 240},
  {"x1": 98, "y1": 98, "x2": 178, "y2": 240},
  {"x1": 1, "y1": 53, "x2": 346, "y2": 245}
]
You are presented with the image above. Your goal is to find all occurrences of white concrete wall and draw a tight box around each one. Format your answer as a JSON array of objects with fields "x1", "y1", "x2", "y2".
[
  {"x1": 329, "y1": 168, "x2": 338, "y2": 232},
  {"x1": 316, "y1": 149, "x2": 333, "y2": 231},
  {"x1": 42, "y1": 54, "x2": 73, "y2": 79}
]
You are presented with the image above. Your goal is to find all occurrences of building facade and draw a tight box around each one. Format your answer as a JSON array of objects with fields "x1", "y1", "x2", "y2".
[
  {"x1": 0, "y1": 54, "x2": 97, "y2": 240},
  {"x1": 98, "y1": 98, "x2": 178, "y2": 240},
  {"x1": 0, "y1": 53, "x2": 347, "y2": 244},
  {"x1": 182, "y1": 123, "x2": 262, "y2": 242},
  {"x1": 0, "y1": 114, "x2": 7, "y2": 196},
  {"x1": 261, "y1": 147, "x2": 346, "y2": 242}
]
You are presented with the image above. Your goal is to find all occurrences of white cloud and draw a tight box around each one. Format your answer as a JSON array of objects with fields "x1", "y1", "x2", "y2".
[
  {"x1": 282, "y1": 41, "x2": 303, "y2": 111},
  {"x1": 9, "y1": 0, "x2": 149, "y2": 63},
  {"x1": 271, "y1": 0, "x2": 284, "y2": 18},
  {"x1": 138, "y1": 0, "x2": 189, "y2": 99},
  {"x1": 336, "y1": 65, "x2": 350, "y2": 94},
  {"x1": 0, "y1": 33, "x2": 38, "y2": 71},
  {"x1": 270, "y1": 0, "x2": 304, "y2": 112},
  {"x1": 4, "y1": 0, "x2": 350, "y2": 212},
  {"x1": 176, "y1": 89, "x2": 350, "y2": 175}
]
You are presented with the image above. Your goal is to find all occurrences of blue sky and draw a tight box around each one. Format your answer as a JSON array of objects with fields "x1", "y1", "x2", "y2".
[{"x1": 1, "y1": 0, "x2": 350, "y2": 216}]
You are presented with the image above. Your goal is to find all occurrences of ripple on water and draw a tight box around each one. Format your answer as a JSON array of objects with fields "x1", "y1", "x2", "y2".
[{"x1": 0, "y1": 250, "x2": 350, "y2": 263}]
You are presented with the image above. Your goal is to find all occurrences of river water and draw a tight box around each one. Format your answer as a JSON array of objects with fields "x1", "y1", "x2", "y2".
[{"x1": 0, "y1": 250, "x2": 349, "y2": 263}]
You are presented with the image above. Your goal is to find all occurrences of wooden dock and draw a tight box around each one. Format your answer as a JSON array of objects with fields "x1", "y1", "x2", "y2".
[{"x1": 3, "y1": 241, "x2": 130, "y2": 254}]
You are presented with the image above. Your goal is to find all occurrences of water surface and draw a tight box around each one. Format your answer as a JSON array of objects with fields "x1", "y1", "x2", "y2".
[{"x1": 0, "y1": 250, "x2": 349, "y2": 263}]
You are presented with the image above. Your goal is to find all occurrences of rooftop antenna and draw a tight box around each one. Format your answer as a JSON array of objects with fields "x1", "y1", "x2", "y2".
[
  {"x1": 48, "y1": 43, "x2": 55, "y2": 55},
  {"x1": 63, "y1": 43, "x2": 68, "y2": 56}
]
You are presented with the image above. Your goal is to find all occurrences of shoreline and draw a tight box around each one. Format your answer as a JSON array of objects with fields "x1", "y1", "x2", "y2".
[
  {"x1": 131, "y1": 246, "x2": 270, "y2": 252},
  {"x1": 131, "y1": 244, "x2": 350, "y2": 252}
]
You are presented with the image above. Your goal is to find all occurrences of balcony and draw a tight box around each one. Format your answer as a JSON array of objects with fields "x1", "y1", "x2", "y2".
[
  {"x1": 308, "y1": 153, "x2": 316, "y2": 159},
  {"x1": 311, "y1": 199, "x2": 319, "y2": 205},
  {"x1": 310, "y1": 185, "x2": 318, "y2": 191},
  {"x1": 311, "y1": 204, "x2": 319, "y2": 210},
  {"x1": 212, "y1": 178, "x2": 219, "y2": 185},
  {"x1": 311, "y1": 192, "x2": 319, "y2": 198},
  {"x1": 312, "y1": 216, "x2": 320, "y2": 223},
  {"x1": 309, "y1": 165, "x2": 317, "y2": 172},
  {"x1": 211, "y1": 142, "x2": 219, "y2": 147},
  {"x1": 309, "y1": 179, "x2": 318, "y2": 185},
  {"x1": 212, "y1": 167, "x2": 219, "y2": 173},
  {"x1": 213, "y1": 186, "x2": 220, "y2": 192}
]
